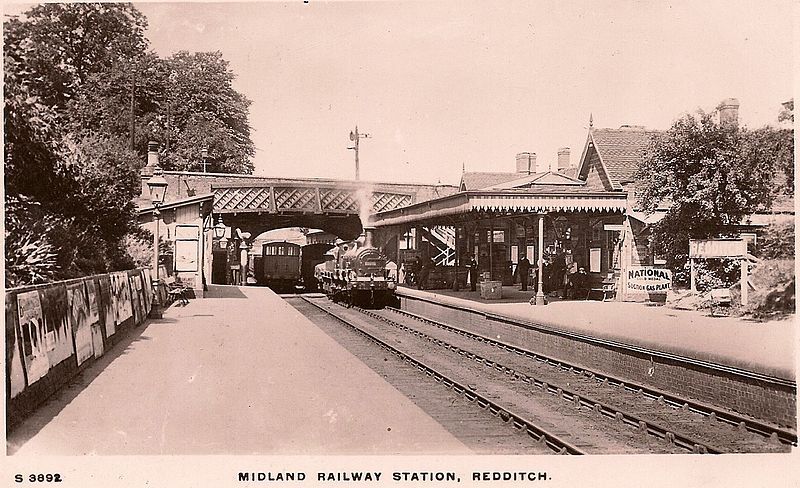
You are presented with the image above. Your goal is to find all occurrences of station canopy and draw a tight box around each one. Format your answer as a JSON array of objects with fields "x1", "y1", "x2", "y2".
[{"x1": 372, "y1": 171, "x2": 628, "y2": 227}]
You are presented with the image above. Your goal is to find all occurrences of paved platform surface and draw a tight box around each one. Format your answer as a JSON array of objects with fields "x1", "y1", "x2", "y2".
[
  {"x1": 398, "y1": 286, "x2": 795, "y2": 380},
  {"x1": 9, "y1": 285, "x2": 471, "y2": 455}
]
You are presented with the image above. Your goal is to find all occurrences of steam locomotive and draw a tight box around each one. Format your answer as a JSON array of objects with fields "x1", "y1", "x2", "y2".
[{"x1": 314, "y1": 227, "x2": 396, "y2": 308}]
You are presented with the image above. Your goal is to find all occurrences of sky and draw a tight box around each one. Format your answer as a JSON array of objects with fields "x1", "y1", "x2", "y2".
[{"x1": 5, "y1": 1, "x2": 795, "y2": 186}]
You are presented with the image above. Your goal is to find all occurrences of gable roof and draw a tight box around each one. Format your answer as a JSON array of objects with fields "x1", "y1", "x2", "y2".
[
  {"x1": 483, "y1": 171, "x2": 585, "y2": 190},
  {"x1": 578, "y1": 126, "x2": 661, "y2": 189},
  {"x1": 459, "y1": 172, "x2": 523, "y2": 191}
]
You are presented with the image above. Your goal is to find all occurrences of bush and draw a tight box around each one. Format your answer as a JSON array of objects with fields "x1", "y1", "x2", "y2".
[{"x1": 743, "y1": 258, "x2": 795, "y2": 317}]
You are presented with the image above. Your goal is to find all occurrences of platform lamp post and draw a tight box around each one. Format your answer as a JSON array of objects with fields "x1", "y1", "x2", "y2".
[
  {"x1": 147, "y1": 164, "x2": 169, "y2": 318},
  {"x1": 534, "y1": 214, "x2": 546, "y2": 306},
  {"x1": 212, "y1": 215, "x2": 227, "y2": 239}
]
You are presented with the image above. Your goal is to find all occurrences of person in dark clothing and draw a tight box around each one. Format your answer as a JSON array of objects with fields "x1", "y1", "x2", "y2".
[
  {"x1": 551, "y1": 252, "x2": 567, "y2": 297},
  {"x1": 418, "y1": 257, "x2": 433, "y2": 290},
  {"x1": 571, "y1": 267, "x2": 589, "y2": 300},
  {"x1": 467, "y1": 256, "x2": 478, "y2": 291},
  {"x1": 516, "y1": 256, "x2": 531, "y2": 291}
]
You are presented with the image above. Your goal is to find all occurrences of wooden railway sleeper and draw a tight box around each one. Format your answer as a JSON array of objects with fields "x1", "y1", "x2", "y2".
[
  {"x1": 347, "y1": 304, "x2": 733, "y2": 453},
  {"x1": 309, "y1": 300, "x2": 588, "y2": 455},
  {"x1": 384, "y1": 306, "x2": 797, "y2": 447}
]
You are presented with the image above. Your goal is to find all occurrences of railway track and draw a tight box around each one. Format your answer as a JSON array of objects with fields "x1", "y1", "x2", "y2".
[
  {"x1": 288, "y1": 296, "x2": 585, "y2": 455},
  {"x1": 293, "y1": 296, "x2": 719, "y2": 454},
  {"x1": 365, "y1": 304, "x2": 795, "y2": 453},
  {"x1": 291, "y1": 296, "x2": 794, "y2": 454}
]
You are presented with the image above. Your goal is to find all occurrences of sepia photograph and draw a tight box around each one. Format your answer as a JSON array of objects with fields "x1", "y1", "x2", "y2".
[{"x1": 3, "y1": 1, "x2": 797, "y2": 486}]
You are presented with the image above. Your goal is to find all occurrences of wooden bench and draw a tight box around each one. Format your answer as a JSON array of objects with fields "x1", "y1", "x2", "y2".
[{"x1": 163, "y1": 275, "x2": 190, "y2": 306}]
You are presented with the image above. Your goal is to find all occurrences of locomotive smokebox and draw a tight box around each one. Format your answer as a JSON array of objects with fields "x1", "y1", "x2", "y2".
[{"x1": 363, "y1": 226, "x2": 376, "y2": 248}]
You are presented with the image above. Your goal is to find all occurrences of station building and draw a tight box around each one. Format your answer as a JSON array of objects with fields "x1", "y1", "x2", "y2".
[
  {"x1": 373, "y1": 126, "x2": 653, "y2": 300},
  {"x1": 373, "y1": 99, "x2": 793, "y2": 301}
]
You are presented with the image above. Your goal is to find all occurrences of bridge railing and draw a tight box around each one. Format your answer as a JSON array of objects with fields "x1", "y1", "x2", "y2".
[{"x1": 6, "y1": 268, "x2": 154, "y2": 430}]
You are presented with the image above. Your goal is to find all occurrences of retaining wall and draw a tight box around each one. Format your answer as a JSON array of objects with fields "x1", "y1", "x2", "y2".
[
  {"x1": 398, "y1": 294, "x2": 796, "y2": 429},
  {"x1": 6, "y1": 268, "x2": 156, "y2": 430}
]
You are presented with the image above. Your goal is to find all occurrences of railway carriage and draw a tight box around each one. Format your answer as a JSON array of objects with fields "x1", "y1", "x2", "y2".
[{"x1": 260, "y1": 241, "x2": 301, "y2": 291}]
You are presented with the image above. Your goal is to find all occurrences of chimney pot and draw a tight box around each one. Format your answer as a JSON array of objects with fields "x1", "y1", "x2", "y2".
[
  {"x1": 557, "y1": 147, "x2": 570, "y2": 171},
  {"x1": 141, "y1": 141, "x2": 161, "y2": 202},
  {"x1": 516, "y1": 152, "x2": 533, "y2": 174},
  {"x1": 146, "y1": 141, "x2": 160, "y2": 168},
  {"x1": 718, "y1": 98, "x2": 740, "y2": 127}
]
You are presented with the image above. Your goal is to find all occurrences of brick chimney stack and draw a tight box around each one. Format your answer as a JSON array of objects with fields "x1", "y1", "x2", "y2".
[
  {"x1": 140, "y1": 141, "x2": 160, "y2": 201},
  {"x1": 515, "y1": 152, "x2": 536, "y2": 175},
  {"x1": 718, "y1": 98, "x2": 740, "y2": 127},
  {"x1": 557, "y1": 147, "x2": 570, "y2": 171}
]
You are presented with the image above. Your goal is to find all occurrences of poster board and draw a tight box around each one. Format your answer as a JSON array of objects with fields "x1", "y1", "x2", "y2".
[{"x1": 589, "y1": 247, "x2": 601, "y2": 273}]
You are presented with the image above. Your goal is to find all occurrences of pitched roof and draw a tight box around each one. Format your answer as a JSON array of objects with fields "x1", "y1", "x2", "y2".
[
  {"x1": 584, "y1": 127, "x2": 661, "y2": 187},
  {"x1": 459, "y1": 172, "x2": 522, "y2": 191},
  {"x1": 483, "y1": 171, "x2": 585, "y2": 190}
]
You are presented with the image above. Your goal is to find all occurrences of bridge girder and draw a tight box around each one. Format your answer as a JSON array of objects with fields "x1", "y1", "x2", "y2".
[{"x1": 217, "y1": 212, "x2": 365, "y2": 241}]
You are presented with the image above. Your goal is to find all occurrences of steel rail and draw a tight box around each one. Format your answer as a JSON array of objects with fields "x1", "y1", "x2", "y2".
[
  {"x1": 379, "y1": 306, "x2": 797, "y2": 448},
  {"x1": 300, "y1": 296, "x2": 587, "y2": 455},
  {"x1": 398, "y1": 292, "x2": 796, "y2": 389},
  {"x1": 356, "y1": 307, "x2": 723, "y2": 454}
]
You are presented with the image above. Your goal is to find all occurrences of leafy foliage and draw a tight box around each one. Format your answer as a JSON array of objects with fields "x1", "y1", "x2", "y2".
[
  {"x1": 5, "y1": 198, "x2": 59, "y2": 287},
  {"x1": 636, "y1": 111, "x2": 793, "y2": 285},
  {"x1": 5, "y1": 4, "x2": 255, "y2": 286},
  {"x1": 754, "y1": 221, "x2": 795, "y2": 260},
  {"x1": 744, "y1": 259, "x2": 795, "y2": 318}
]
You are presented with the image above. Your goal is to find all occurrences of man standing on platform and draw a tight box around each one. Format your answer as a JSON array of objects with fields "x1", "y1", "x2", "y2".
[
  {"x1": 467, "y1": 255, "x2": 478, "y2": 292},
  {"x1": 516, "y1": 255, "x2": 531, "y2": 291}
]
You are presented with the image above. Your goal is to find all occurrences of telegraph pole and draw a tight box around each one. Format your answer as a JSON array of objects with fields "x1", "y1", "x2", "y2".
[{"x1": 348, "y1": 126, "x2": 370, "y2": 180}]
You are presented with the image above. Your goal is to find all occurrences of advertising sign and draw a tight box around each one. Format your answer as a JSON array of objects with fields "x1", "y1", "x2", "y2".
[
  {"x1": 102, "y1": 276, "x2": 117, "y2": 336},
  {"x1": 67, "y1": 283, "x2": 93, "y2": 366},
  {"x1": 40, "y1": 285, "x2": 75, "y2": 366},
  {"x1": 175, "y1": 239, "x2": 199, "y2": 272},
  {"x1": 626, "y1": 267, "x2": 672, "y2": 293},
  {"x1": 689, "y1": 239, "x2": 746, "y2": 258},
  {"x1": 116, "y1": 272, "x2": 134, "y2": 322},
  {"x1": 85, "y1": 280, "x2": 104, "y2": 358},
  {"x1": 17, "y1": 290, "x2": 50, "y2": 384},
  {"x1": 7, "y1": 298, "x2": 27, "y2": 397}
]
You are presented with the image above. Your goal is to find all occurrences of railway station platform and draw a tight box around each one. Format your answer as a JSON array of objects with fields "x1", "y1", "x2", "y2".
[
  {"x1": 8, "y1": 285, "x2": 471, "y2": 455},
  {"x1": 397, "y1": 285, "x2": 795, "y2": 379}
]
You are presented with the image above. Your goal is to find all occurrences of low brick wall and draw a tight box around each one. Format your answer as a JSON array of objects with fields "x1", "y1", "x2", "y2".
[
  {"x1": 399, "y1": 294, "x2": 796, "y2": 429},
  {"x1": 6, "y1": 269, "x2": 154, "y2": 430}
]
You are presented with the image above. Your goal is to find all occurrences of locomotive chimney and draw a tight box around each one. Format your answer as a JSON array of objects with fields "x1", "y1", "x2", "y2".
[{"x1": 363, "y1": 226, "x2": 375, "y2": 248}]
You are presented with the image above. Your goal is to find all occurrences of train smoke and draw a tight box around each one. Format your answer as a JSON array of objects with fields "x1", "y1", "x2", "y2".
[{"x1": 354, "y1": 184, "x2": 374, "y2": 228}]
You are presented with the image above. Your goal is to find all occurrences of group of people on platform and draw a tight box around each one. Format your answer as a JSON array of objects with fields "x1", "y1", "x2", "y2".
[
  {"x1": 465, "y1": 253, "x2": 590, "y2": 299},
  {"x1": 399, "y1": 252, "x2": 591, "y2": 299}
]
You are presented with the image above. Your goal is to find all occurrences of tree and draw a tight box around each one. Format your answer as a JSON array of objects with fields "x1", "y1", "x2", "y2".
[
  {"x1": 5, "y1": 3, "x2": 257, "y2": 286},
  {"x1": 636, "y1": 111, "x2": 793, "y2": 284},
  {"x1": 4, "y1": 4, "x2": 147, "y2": 285},
  {"x1": 3, "y1": 4, "x2": 148, "y2": 112},
  {"x1": 144, "y1": 51, "x2": 255, "y2": 174}
]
